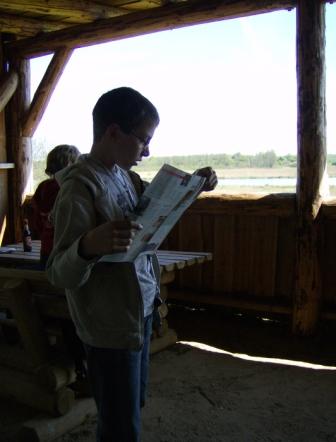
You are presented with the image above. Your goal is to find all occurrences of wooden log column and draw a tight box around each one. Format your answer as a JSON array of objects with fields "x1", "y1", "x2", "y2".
[
  {"x1": 293, "y1": 0, "x2": 326, "y2": 335},
  {"x1": 0, "y1": 35, "x2": 10, "y2": 245},
  {"x1": 5, "y1": 55, "x2": 32, "y2": 241}
]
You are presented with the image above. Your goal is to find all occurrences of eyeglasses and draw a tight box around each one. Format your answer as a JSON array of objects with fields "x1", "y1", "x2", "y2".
[{"x1": 130, "y1": 130, "x2": 151, "y2": 149}]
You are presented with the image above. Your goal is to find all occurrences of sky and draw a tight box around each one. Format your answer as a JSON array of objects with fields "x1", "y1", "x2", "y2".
[{"x1": 31, "y1": 4, "x2": 336, "y2": 158}]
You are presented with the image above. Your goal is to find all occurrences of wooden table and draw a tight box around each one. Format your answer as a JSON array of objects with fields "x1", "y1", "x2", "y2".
[
  {"x1": 0, "y1": 239, "x2": 212, "y2": 320},
  {"x1": 0, "y1": 240, "x2": 212, "y2": 419},
  {"x1": 0, "y1": 240, "x2": 212, "y2": 272},
  {"x1": 0, "y1": 240, "x2": 212, "y2": 301}
]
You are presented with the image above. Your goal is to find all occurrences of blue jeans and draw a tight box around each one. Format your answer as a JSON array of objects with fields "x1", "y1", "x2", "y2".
[{"x1": 85, "y1": 314, "x2": 153, "y2": 442}]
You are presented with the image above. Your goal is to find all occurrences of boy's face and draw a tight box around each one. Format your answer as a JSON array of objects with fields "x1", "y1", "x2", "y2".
[{"x1": 113, "y1": 118, "x2": 157, "y2": 171}]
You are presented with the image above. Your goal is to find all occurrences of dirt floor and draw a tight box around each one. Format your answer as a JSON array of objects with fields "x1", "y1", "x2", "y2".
[{"x1": 1, "y1": 304, "x2": 336, "y2": 442}]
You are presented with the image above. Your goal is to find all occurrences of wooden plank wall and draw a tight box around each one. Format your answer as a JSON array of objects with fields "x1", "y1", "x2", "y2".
[
  {"x1": 320, "y1": 203, "x2": 336, "y2": 311},
  {"x1": 163, "y1": 194, "x2": 307, "y2": 313}
]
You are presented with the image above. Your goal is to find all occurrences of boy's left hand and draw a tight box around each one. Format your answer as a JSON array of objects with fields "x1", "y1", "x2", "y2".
[{"x1": 196, "y1": 167, "x2": 218, "y2": 192}]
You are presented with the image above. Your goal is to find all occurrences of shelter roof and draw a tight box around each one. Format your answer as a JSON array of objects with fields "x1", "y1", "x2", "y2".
[
  {"x1": 0, "y1": 0, "x2": 175, "y2": 39},
  {"x1": 1, "y1": 0, "x2": 298, "y2": 59}
]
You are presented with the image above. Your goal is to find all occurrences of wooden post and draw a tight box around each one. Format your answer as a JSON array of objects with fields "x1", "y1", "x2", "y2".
[
  {"x1": 293, "y1": 0, "x2": 326, "y2": 335},
  {"x1": 5, "y1": 55, "x2": 32, "y2": 241},
  {"x1": 0, "y1": 34, "x2": 10, "y2": 245}
]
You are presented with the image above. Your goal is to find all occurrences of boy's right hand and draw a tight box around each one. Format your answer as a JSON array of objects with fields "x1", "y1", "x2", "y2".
[{"x1": 78, "y1": 220, "x2": 143, "y2": 259}]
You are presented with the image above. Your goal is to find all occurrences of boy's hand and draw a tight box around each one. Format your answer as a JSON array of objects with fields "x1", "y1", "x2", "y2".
[
  {"x1": 78, "y1": 220, "x2": 143, "y2": 259},
  {"x1": 196, "y1": 167, "x2": 218, "y2": 192}
]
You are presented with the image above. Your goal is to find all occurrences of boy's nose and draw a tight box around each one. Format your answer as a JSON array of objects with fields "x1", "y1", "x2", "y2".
[{"x1": 142, "y1": 146, "x2": 150, "y2": 157}]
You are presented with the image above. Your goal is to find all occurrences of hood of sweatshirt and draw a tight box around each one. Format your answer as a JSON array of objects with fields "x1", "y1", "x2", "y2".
[
  {"x1": 54, "y1": 153, "x2": 131, "y2": 223},
  {"x1": 54, "y1": 154, "x2": 119, "y2": 200}
]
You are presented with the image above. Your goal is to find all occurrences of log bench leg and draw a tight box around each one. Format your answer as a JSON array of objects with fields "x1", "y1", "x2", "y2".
[
  {"x1": 19, "y1": 398, "x2": 97, "y2": 442},
  {"x1": 0, "y1": 279, "x2": 49, "y2": 366},
  {"x1": 150, "y1": 271, "x2": 178, "y2": 354},
  {"x1": 0, "y1": 279, "x2": 77, "y2": 416},
  {"x1": 0, "y1": 365, "x2": 75, "y2": 416}
]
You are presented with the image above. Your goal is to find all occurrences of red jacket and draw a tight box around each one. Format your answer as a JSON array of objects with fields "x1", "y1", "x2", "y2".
[{"x1": 31, "y1": 179, "x2": 60, "y2": 258}]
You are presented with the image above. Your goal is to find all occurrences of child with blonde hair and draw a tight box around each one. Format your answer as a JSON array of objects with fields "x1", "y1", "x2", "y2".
[{"x1": 32, "y1": 144, "x2": 80, "y2": 265}]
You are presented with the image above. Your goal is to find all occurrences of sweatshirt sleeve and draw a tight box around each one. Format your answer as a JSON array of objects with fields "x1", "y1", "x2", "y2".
[{"x1": 46, "y1": 179, "x2": 98, "y2": 290}]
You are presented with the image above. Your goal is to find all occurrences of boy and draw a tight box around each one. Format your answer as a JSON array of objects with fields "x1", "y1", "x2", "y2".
[{"x1": 47, "y1": 87, "x2": 217, "y2": 441}]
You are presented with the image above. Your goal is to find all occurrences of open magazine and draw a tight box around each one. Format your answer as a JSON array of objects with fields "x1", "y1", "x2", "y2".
[{"x1": 100, "y1": 164, "x2": 205, "y2": 263}]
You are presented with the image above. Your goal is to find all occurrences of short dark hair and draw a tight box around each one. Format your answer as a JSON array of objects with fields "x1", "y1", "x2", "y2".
[
  {"x1": 45, "y1": 144, "x2": 80, "y2": 176},
  {"x1": 92, "y1": 87, "x2": 160, "y2": 142}
]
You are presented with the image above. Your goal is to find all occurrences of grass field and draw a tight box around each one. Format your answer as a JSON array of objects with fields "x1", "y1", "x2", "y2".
[
  {"x1": 136, "y1": 167, "x2": 298, "y2": 181},
  {"x1": 136, "y1": 166, "x2": 336, "y2": 196},
  {"x1": 32, "y1": 164, "x2": 336, "y2": 196},
  {"x1": 137, "y1": 165, "x2": 336, "y2": 180}
]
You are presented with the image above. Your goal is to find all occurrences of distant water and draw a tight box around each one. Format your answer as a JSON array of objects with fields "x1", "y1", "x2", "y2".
[{"x1": 218, "y1": 177, "x2": 336, "y2": 187}]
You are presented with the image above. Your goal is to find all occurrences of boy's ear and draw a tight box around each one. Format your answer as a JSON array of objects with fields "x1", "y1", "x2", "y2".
[{"x1": 105, "y1": 123, "x2": 120, "y2": 139}]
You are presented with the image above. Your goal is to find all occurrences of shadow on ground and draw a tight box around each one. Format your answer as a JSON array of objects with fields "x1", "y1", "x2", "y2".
[
  {"x1": 1, "y1": 305, "x2": 336, "y2": 442},
  {"x1": 167, "y1": 303, "x2": 336, "y2": 366}
]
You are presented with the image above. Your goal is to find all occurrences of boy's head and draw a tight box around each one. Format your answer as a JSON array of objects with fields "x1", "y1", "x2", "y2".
[
  {"x1": 45, "y1": 144, "x2": 80, "y2": 176},
  {"x1": 92, "y1": 87, "x2": 160, "y2": 170},
  {"x1": 92, "y1": 87, "x2": 159, "y2": 143}
]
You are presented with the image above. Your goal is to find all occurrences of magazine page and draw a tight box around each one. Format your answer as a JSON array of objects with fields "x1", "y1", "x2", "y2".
[{"x1": 100, "y1": 164, "x2": 205, "y2": 263}]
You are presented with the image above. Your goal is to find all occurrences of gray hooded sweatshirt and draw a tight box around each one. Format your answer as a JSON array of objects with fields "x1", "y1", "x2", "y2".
[{"x1": 46, "y1": 154, "x2": 160, "y2": 350}]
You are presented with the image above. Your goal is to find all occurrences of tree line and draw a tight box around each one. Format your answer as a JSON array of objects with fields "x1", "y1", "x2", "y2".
[
  {"x1": 135, "y1": 151, "x2": 336, "y2": 172},
  {"x1": 135, "y1": 151, "x2": 297, "y2": 172},
  {"x1": 32, "y1": 138, "x2": 336, "y2": 186}
]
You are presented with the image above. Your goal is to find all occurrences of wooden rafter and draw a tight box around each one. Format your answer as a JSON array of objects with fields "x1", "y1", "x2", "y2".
[
  {"x1": 22, "y1": 47, "x2": 73, "y2": 137},
  {"x1": 0, "y1": 71, "x2": 19, "y2": 113},
  {"x1": 5, "y1": 0, "x2": 296, "y2": 59},
  {"x1": 0, "y1": 12, "x2": 66, "y2": 37}
]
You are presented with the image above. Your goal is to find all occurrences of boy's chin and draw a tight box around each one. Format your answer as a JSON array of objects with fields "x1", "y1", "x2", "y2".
[
  {"x1": 118, "y1": 158, "x2": 140, "y2": 170},
  {"x1": 133, "y1": 159, "x2": 142, "y2": 167}
]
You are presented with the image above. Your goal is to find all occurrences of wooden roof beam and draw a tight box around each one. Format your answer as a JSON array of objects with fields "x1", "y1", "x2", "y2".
[
  {"x1": 0, "y1": 1, "x2": 127, "y2": 22},
  {"x1": 5, "y1": 0, "x2": 296, "y2": 59},
  {"x1": 107, "y1": 0, "x2": 149, "y2": 5},
  {"x1": 22, "y1": 47, "x2": 73, "y2": 137},
  {"x1": 0, "y1": 12, "x2": 67, "y2": 37}
]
